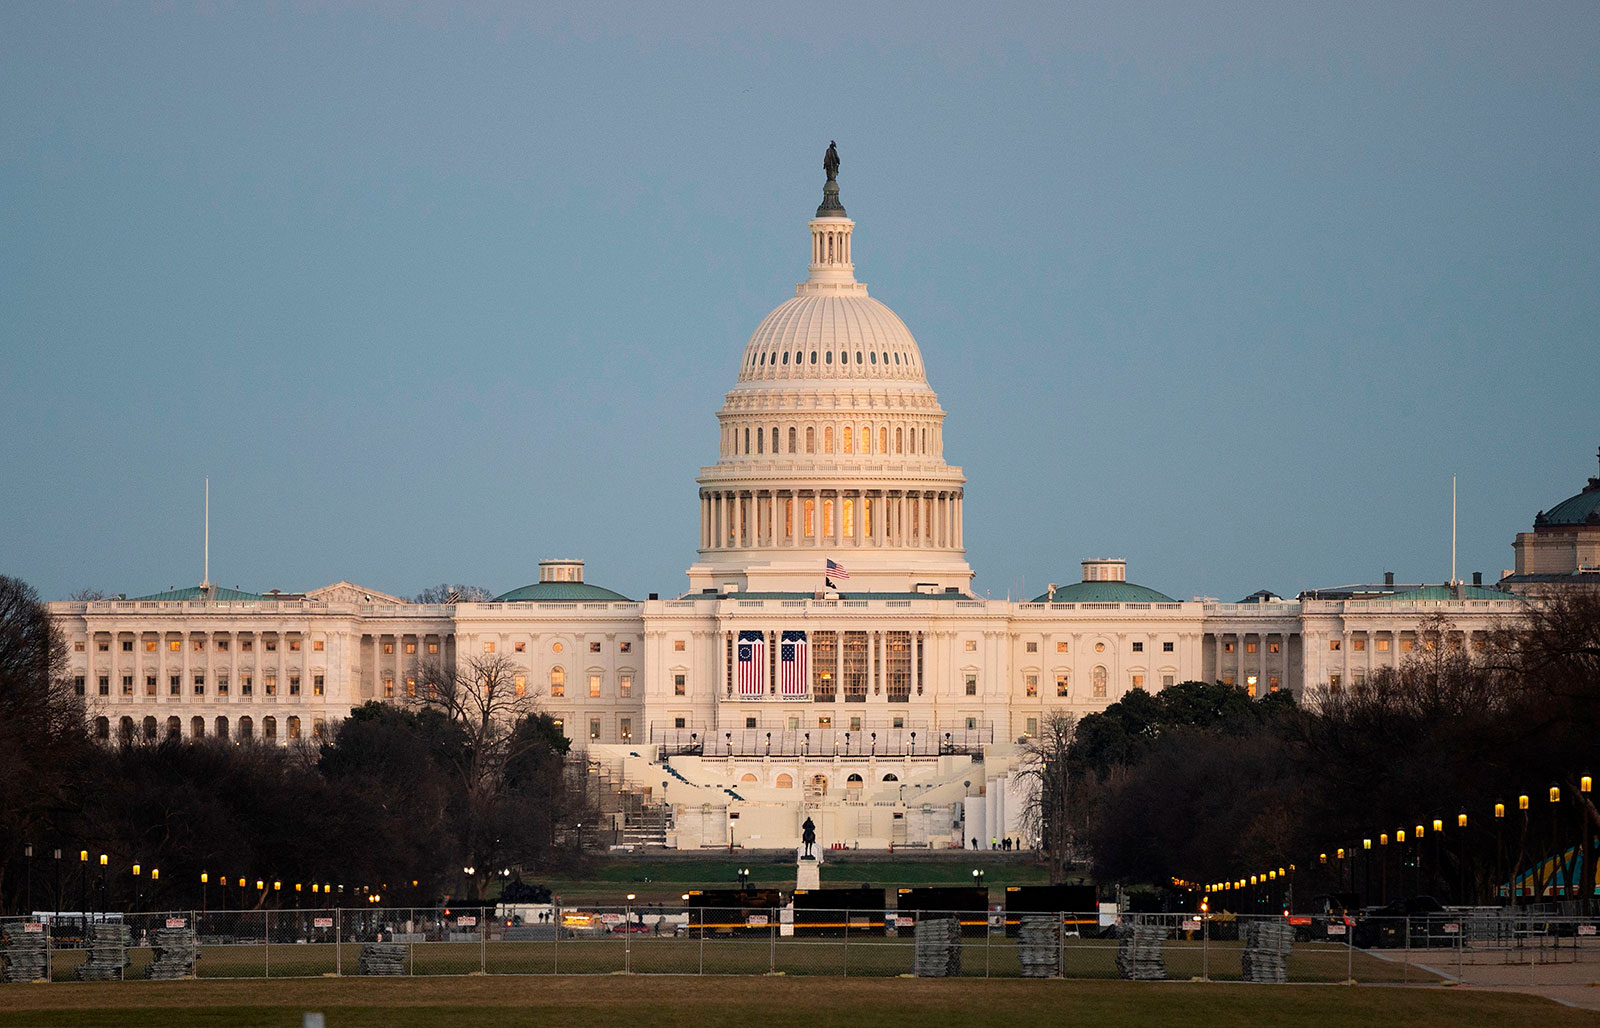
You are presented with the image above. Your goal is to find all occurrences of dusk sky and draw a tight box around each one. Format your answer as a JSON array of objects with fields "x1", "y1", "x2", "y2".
[{"x1": 4, "y1": 2, "x2": 1596, "y2": 604}]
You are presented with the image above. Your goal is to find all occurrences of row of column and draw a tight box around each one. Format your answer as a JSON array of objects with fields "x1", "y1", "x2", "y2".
[
  {"x1": 722, "y1": 629, "x2": 923, "y2": 701},
  {"x1": 700, "y1": 488, "x2": 963, "y2": 550}
]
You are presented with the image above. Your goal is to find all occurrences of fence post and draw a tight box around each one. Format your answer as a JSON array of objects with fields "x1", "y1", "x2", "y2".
[
  {"x1": 1346, "y1": 921, "x2": 1353, "y2": 983},
  {"x1": 552, "y1": 905, "x2": 559, "y2": 975},
  {"x1": 843, "y1": 908, "x2": 849, "y2": 978},
  {"x1": 481, "y1": 909, "x2": 487, "y2": 975},
  {"x1": 696, "y1": 909, "x2": 703, "y2": 976},
  {"x1": 335, "y1": 908, "x2": 342, "y2": 977},
  {"x1": 263, "y1": 909, "x2": 270, "y2": 980},
  {"x1": 985, "y1": 908, "x2": 991, "y2": 977},
  {"x1": 769, "y1": 906, "x2": 776, "y2": 974}
]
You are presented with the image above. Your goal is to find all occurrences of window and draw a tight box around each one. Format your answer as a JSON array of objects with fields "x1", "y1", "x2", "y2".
[
  {"x1": 241, "y1": 639, "x2": 253, "y2": 652},
  {"x1": 313, "y1": 640, "x2": 324, "y2": 652},
  {"x1": 964, "y1": 673, "x2": 977, "y2": 696},
  {"x1": 264, "y1": 640, "x2": 277, "y2": 652},
  {"x1": 620, "y1": 718, "x2": 632, "y2": 741},
  {"x1": 169, "y1": 639, "x2": 181, "y2": 652},
  {"x1": 789, "y1": 427, "x2": 797, "y2": 452},
  {"x1": 121, "y1": 675, "x2": 133, "y2": 695},
  {"x1": 1244, "y1": 641, "x2": 1257, "y2": 654},
  {"x1": 965, "y1": 717, "x2": 977, "y2": 730},
  {"x1": 1246, "y1": 675, "x2": 1258, "y2": 697},
  {"x1": 193, "y1": 674, "x2": 205, "y2": 696},
  {"x1": 1329, "y1": 639, "x2": 1342, "y2": 651},
  {"x1": 1376, "y1": 638, "x2": 1391, "y2": 652},
  {"x1": 383, "y1": 642, "x2": 394, "y2": 654},
  {"x1": 588, "y1": 675, "x2": 601, "y2": 698},
  {"x1": 1131, "y1": 674, "x2": 1144, "y2": 691},
  {"x1": 777, "y1": 773, "x2": 794, "y2": 789},
  {"x1": 1329, "y1": 673, "x2": 1342, "y2": 691},
  {"x1": 265, "y1": 673, "x2": 277, "y2": 696},
  {"x1": 1223, "y1": 641, "x2": 1235, "y2": 653},
  {"x1": 289, "y1": 674, "x2": 301, "y2": 696},
  {"x1": 427, "y1": 642, "x2": 438, "y2": 654},
  {"x1": 1268, "y1": 676, "x2": 1281, "y2": 692},
  {"x1": 264, "y1": 717, "x2": 277, "y2": 742},
  {"x1": 97, "y1": 639, "x2": 109, "y2": 652},
  {"x1": 513, "y1": 674, "x2": 526, "y2": 698},
  {"x1": 191, "y1": 717, "x2": 204, "y2": 739},
  {"x1": 1162, "y1": 674, "x2": 1175, "y2": 688},
  {"x1": 1352, "y1": 638, "x2": 1366, "y2": 652},
  {"x1": 404, "y1": 641, "x2": 415, "y2": 654},
  {"x1": 1024, "y1": 674, "x2": 1038, "y2": 697},
  {"x1": 214, "y1": 638, "x2": 229, "y2": 652},
  {"x1": 619, "y1": 641, "x2": 632, "y2": 653},
  {"x1": 549, "y1": 667, "x2": 565, "y2": 697},
  {"x1": 288, "y1": 639, "x2": 301, "y2": 652},
  {"x1": 588, "y1": 641, "x2": 603, "y2": 653},
  {"x1": 312, "y1": 718, "x2": 326, "y2": 740},
  {"x1": 673, "y1": 639, "x2": 686, "y2": 652},
  {"x1": 673, "y1": 673, "x2": 686, "y2": 696},
  {"x1": 238, "y1": 716, "x2": 253, "y2": 740},
  {"x1": 1025, "y1": 641, "x2": 1038, "y2": 653},
  {"x1": 1133, "y1": 641, "x2": 1144, "y2": 653},
  {"x1": 1056, "y1": 674, "x2": 1069, "y2": 697},
  {"x1": 1092, "y1": 666, "x2": 1107, "y2": 698},
  {"x1": 1267, "y1": 640, "x2": 1280, "y2": 653},
  {"x1": 1401, "y1": 637, "x2": 1415, "y2": 652},
  {"x1": 817, "y1": 716, "x2": 831, "y2": 728},
  {"x1": 483, "y1": 641, "x2": 496, "y2": 654},
  {"x1": 121, "y1": 639, "x2": 133, "y2": 652},
  {"x1": 215, "y1": 673, "x2": 229, "y2": 696},
  {"x1": 1223, "y1": 675, "x2": 1235, "y2": 687},
  {"x1": 313, "y1": 674, "x2": 324, "y2": 697},
  {"x1": 146, "y1": 675, "x2": 158, "y2": 696},
  {"x1": 139, "y1": 639, "x2": 153, "y2": 652},
  {"x1": 191, "y1": 639, "x2": 204, "y2": 652},
  {"x1": 1025, "y1": 717, "x2": 1038, "y2": 737},
  {"x1": 964, "y1": 640, "x2": 976, "y2": 652},
  {"x1": 382, "y1": 676, "x2": 394, "y2": 698},
  {"x1": 514, "y1": 641, "x2": 526, "y2": 653},
  {"x1": 74, "y1": 640, "x2": 85, "y2": 652},
  {"x1": 1094, "y1": 642, "x2": 1105, "y2": 653},
  {"x1": 74, "y1": 676, "x2": 85, "y2": 696},
  {"x1": 849, "y1": 716, "x2": 861, "y2": 731},
  {"x1": 169, "y1": 674, "x2": 180, "y2": 697},
  {"x1": 408, "y1": 676, "x2": 417, "y2": 698},
  {"x1": 589, "y1": 719, "x2": 600, "y2": 741},
  {"x1": 1163, "y1": 641, "x2": 1174, "y2": 653},
  {"x1": 287, "y1": 716, "x2": 301, "y2": 741},
  {"x1": 1056, "y1": 641, "x2": 1068, "y2": 653},
  {"x1": 619, "y1": 674, "x2": 633, "y2": 698}
]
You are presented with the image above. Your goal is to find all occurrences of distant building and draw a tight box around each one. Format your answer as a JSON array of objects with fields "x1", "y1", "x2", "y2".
[{"x1": 50, "y1": 160, "x2": 1575, "y2": 851}]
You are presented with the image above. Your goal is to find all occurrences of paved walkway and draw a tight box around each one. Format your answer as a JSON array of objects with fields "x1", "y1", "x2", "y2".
[{"x1": 1365, "y1": 945, "x2": 1600, "y2": 1011}]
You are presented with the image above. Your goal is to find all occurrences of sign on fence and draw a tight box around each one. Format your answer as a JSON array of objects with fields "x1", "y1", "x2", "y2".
[
  {"x1": 22, "y1": 923, "x2": 42, "y2": 934},
  {"x1": 598, "y1": 913, "x2": 624, "y2": 927},
  {"x1": 747, "y1": 914, "x2": 769, "y2": 927},
  {"x1": 457, "y1": 916, "x2": 477, "y2": 927},
  {"x1": 1443, "y1": 923, "x2": 1460, "y2": 934},
  {"x1": 165, "y1": 918, "x2": 187, "y2": 929},
  {"x1": 893, "y1": 915, "x2": 914, "y2": 928},
  {"x1": 1580, "y1": 925, "x2": 1597, "y2": 936},
  {"x1": 1181, "y1": 919, "x2": 1201, "y2": 932},
  {"x1": 1327, "y1": 924, "x2": 1347, "y2": 936},
  {"x1": 313, "y1": 917, "x2": 334, "y2": 928}
]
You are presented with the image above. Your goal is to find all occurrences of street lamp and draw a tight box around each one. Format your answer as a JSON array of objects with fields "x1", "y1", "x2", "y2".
[
  {"x1": 201, "y1": 872, "x2": 208, "y2": 914},
  {"x1": 52, "y1": 848, "x2": 61, "y2": 924},
  {"x1": 23, "y1": 844, "x2": 32, "y2": 916},
  {"x1": 132, "y1": 863, "x2": 141, "y2": 913},
  {"x1": 97, "y1": 854, "x2": 108, "y2": 919}
]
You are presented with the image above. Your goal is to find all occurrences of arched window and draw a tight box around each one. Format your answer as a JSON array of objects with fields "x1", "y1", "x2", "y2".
[
  {"x1": 756, "y1": 428, "x2": 763, "y2": 454},
  {"x1": 1092, "y1": 666, "x2": 1108, "y2": 698},
  {"x1": 805, "y1": 427, "x2": 815, "y2": 453},
  {"x1": 896, "y1": 427, "x2": 903, "y2": 453},
  {"x1": 94, "y1": 716, "x2": 110, "y2": 740},
  {"x1": 288, "y1": 716, "x2": 301, "y2": 741},
  {"x1": 825, "y1": 351, "x2": 833, "y2": 365},
  {"x1": 770, "y1": 427, "x2": 778, "y2": 453},
  {"x1": 810, "y1": 351, "x2": 817, "y2": 364},
  {"x1": 238, "y1": 716, "x2": 254, "y2": 740},
  {"x1": 843, "y1": 426, "x2": 853, "y2": 453},
  {"x1": 782, "y1": 351, "x2": 789, "y2": 365},
  {"x1": 882, "y1": 773, "x2": 899, "y2": 782},
  {"x1": 856, "y1": 351, "x2": 863, "y2": 364},
  {"x1": 788, "y1": 427, "x2": 797, "y2": 453},
  {"x1": 879, "y1": 427, "x2": 887, "y2": 453},
  {"x1": 118, "y1": 716, "x2": 135, "y2": 744},
  {"x1": 741, "y1": 772, "x2": 758, "y2": 784},
  {"x1": 870, "y1": 351, "x2": 877, "y2": 364},
  {"x1": 264, "y1": 716, "x2": 277, "y2": 742},
  {"x1": 216, "y1": 716, "x2": 229, "y2": 741},
  {"x1": 142, "y1": 716, "x2": 157, "y2": 741},
  {"x1": 776, "y1": 773, "x2": 793, "y2": 789},
  {"x1": 191, "y1": 716, "x2": 205, "y2": 739},
  {"x1": 846, "y1": 773, "x2": 864, "y2": 789},
  {"x1": 166, "y1": 716, "x2": 181, "y2": 741},
  {"x1": 862, "y1": 425, "x2": 870, "y2": 453},
  {"x1": 744, "y1": 427, "x2": 750, "y2": 454},
  {"x1": 824, "y1": 426, "x2": 834, "y2": 453}
]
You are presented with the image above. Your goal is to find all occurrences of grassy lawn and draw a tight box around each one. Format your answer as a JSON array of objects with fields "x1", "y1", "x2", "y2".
[{"x1": 0, "y1": 975, "x2": 1591, "y2": 1028}]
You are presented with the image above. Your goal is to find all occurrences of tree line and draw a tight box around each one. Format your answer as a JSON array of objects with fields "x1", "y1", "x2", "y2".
[
  {"x1": 1026, "y1": 593, "x2": 1600, "y2": 906},
  {"x1": 0, "y1": 575, "x2": 593, "y2": 915}
]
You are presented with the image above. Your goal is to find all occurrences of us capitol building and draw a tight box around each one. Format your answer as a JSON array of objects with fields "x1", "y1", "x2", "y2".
[{"x1": 49, "y1": 153, "x2": 1598, "y2": 852}]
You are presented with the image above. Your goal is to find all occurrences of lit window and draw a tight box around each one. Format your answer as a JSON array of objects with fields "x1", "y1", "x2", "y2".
[
  {"x1": 1267, "y1": 640, "x2": 1279, "y2": 654},
  {"x1": 1329, "y1": 639, "x2": 1342, "y2": 652},
  {"x1": 674, "y1": 640, "x2": 686, "y2": 652},
  {"x1": 1223, "y1": 641, "x2": 1235, "y2": 653},
  {"x1": 673, "y1": 673, "x2": 686, "y2": 696},
  {"x1": 1244, "y1": 641, "x2": 1256, "y2": 654},
  {"x1": 1056, "y1": 641, "x2": 1068, "y2": 653},
  {"x1": 383, "y1": 642, "x2": 394, "y2": 654},
  {"x1": 589, "y1": 719, "x2": 600, "y2": 741},
  {"x1": 1329, "y1": 673, "x2": 1342, "y2": 691},
  {"x1": 619, "y1": 674, "x2": 633, "y2": 698},
  {"x1": 589, "y1": 675, "x2": 601, "y2": 698},
  {"x1": 313, "y1": 640, "x2": 324, "y2": 652},
  {"x1": 619, "y1": 641, "x2": 632, "y2": 653},
  {"x1": 288, "y1": 639, "x2": 301, "y2": 652},
  {"x1": 265, "y1": 673, "x2": 277, "y2": 696},
  {"x1": 1132, "y1": 674, "x2": 1144, "y2": 691},
  {"x1": 483, "y1": 641, "x2": 496, "y2": 654},
  {"x1": 74, "y1": 641, "x2": 85, "y2": 652},
  {"x1": 404, "y1": 642, "x2": 415, "y2": 654},
  {"x1": 169, "y1": 640, "x2": 181, "y2": 652},
  {"x1": 514, "y1": 641, "x2": 526, "y2": 653},
  {"x1": 242, "y1": 675, "x2": 253, "y2": 696},
  {"x1": 550, "y1": 667, "x2": 565, "y2": 697},
  {"x1": 1056, "y1": 674, "x2": 1069, "y2": 697},
  {"x1": 964, "y1": 673, "x2": 977, "y2": 696},
  {"x1": 620, "y1": 718, "x2": 632, "y2": 742},
  {"x1": 216, "y1": 638, "x2": 229, "y2": 652},
  {"x1": 383, "y1": 676, "x2": 394, "y2": 698},
  {"x1": 1352, "y1": 638, "x2": 1366, "y2": 652},
  {"x1": 1092, "y1": 666, "x2": 1107, "y2": 698},
  {"x1": 1268, "y1": 676, "x2": 1281, "y2": 692},
  {"x1": 313, "y1": 675, "x2": 324, "y2": 696},
  {"x1": 1024, "y1": 674, "x2": 1038, "y2": 697},
  {"x1": 589, "y1": 641, "x2": 602, "y2": 653},
  {"x1": 1377, "y1": 638, "x2": 1391, "y2": 652},
  {"x1": 192, "y1": 639, "x2": 204, "y2": 652},
  {"x1": 964, "y1": 640, "x2": 976, "y2": 652},
  {"x1": 1025, "y1": 717, "x2": 1038, "y2": 737},
  {"x1": 513, "y1": 675, "x2": 526, "y2": 698},
  {"x1": 146, "y1": 675, "x2": 158, "y2": 696},
  {"x1": 427, "y1": 642, "x2": 439, "y2": 654}
]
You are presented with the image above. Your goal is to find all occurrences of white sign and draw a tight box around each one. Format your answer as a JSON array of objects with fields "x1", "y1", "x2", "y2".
[
  {"x1": 598, "y1": 913, "x2": 625, "y2": 926},
  {"x1": 1443, "y1": 923, "x2": 1460, "y2": 934},
  {"x1": 1327, "y1": 924, "x2": 1347, "y2": 936},
  {"x1": 457, "y1": 916, "x2": 477, "y2": 927},
  {"x1": 747, "y1": 914, "x2": 769, "y2": 927},
  {"x1": 894, "y1": 916, "x2": 914, "y2": 928},
  {"x1": 165, "y1": 918, "x2": 187, "y2": 929},
  {"x1": 1181, "y1": 919, "x2": 1201, "y2": 932},
  {"x1": 313, "y1": 917, "x2": 333, "y2": 928},
  {"x1": 23, "y1": 923, "x2": 43, "y2": 934},
  {"x1": 1579, "y1": 925, "x2": 1597, "y2": 936}
]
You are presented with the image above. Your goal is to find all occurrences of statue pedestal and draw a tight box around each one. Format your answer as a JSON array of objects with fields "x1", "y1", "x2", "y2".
[{"x1": 796, "y1": 859, "x2": 821, "y2": 892}]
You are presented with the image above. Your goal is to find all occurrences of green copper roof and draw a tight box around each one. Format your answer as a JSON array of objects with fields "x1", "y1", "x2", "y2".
[
  {"x1": 1537, "y1": 478, "x2": 1600, "y2": 527},
  {"x1": 1367, "y1": 585, "x2": 1519, "y2": 602},
  {"x1": 1032, "y1": 581, "x2": 1177, "y2": 603},
  {"x1": 495, "y1": 581, "x2": 631, "y2": 602},
  {"x1": 129, "y1": 585, "x2": 267, "y2": 602}
]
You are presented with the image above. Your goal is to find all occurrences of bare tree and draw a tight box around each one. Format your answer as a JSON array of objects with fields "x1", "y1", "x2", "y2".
[
  {"x1": 68, "y1": 588, "x2": 108, "y2": 602},
  {"x1": 1013, "y1": 710, "x2": 1078, "y2": 882},
  {"x1": 411, "y1": 584, "x2": 494, "y2": 604}
]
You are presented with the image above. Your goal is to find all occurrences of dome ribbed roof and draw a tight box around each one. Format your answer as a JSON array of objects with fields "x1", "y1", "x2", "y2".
[
  {"x1": 737, "y1": 293, "x2": 927, "y2": 384},
  {"x1": 1537, "y1": 478, "x2": 1600, "y2": 527},
  {"x1": 1033, "y1": 581, "x2": 1177, "y2": 603},
  {"x1": 495, "y1": 581, "x2": 631, "y2": 602}
]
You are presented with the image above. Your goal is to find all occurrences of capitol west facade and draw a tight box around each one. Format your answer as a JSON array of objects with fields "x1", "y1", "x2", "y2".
[{"x1": 49, "y1": 163, "x2": 1593, "y2": 851}]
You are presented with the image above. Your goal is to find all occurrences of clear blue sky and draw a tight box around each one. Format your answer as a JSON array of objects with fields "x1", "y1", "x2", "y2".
[{"x1": 3, "y1": 1, "x2": 1596, "y2": 603}]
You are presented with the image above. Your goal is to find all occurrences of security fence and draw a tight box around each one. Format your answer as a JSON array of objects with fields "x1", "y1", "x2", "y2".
[{"x1": 4, "y1": 908, "x2": 1600, "y2": 985}]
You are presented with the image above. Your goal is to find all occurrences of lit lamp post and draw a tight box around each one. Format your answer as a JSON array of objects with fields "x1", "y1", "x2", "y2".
[
  {"x1": 78, "y1": 850, "x2": 87, "y2": 927},
  {"x1": 131, "y1": 863, "x2": 141, "y2": 913},
  {"x1": 201, "y1": 872, "x2": 208, "y2": 914},
  {"x1": 1517, "y1": 793, "x2": 1531, "y2": 904},
  {"x1": 52, "y1": 848, "x2": 61, "y2": 925},
  {"x1": 97, "y1": 854, "x2": 108, "y2": 919},
  {"x1": 1548, "y1": 784, "x2": 1562, "y2": 901},
  {"x1": 1494, "y1": 801, "x2": 1507, "y2": 904},
  {"x1": 737, "y1": 867, "x2": 750, "y2": 892},
  {"x1": 23, "y1": 843, "x2": 32, "y2": 917},
  {"x1": 1582, "y1": 774, "x2": 1594, "y2": 915},
  {"x1": 1362, "y1": 838, "x2": 1372, "y2": 906}
]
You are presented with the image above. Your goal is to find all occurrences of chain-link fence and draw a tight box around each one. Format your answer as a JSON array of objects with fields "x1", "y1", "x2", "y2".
[{"x1": 5, "y1": 908, "x2": 1600, "y2": 985}]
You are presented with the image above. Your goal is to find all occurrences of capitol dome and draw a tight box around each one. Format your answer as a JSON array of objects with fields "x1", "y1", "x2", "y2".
[{"x1": 687, "y1": 148, "x2": 973, "y2": 595}]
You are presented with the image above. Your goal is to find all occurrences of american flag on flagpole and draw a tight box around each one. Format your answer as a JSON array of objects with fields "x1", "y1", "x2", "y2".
[
  {"x1": 780, "y1": 630, "x2": 808, "y2": 698},
  {"x1": 737, "y1": 630, "x2": 766, "y2": 699},
  {"x1": 826, "y1": 559, "x2": 851, "y2": 580}
]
